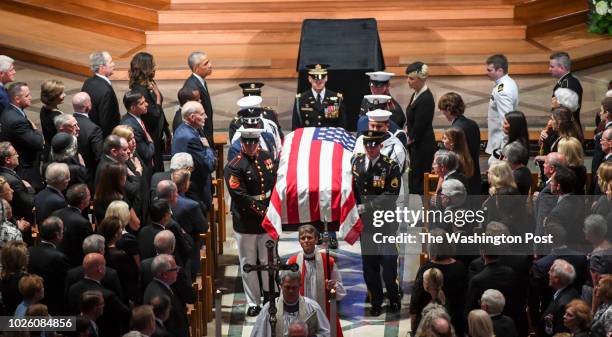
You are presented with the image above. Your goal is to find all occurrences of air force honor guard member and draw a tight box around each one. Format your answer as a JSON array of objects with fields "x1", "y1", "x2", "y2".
[
  {"x1": 224, "y1": 128, "x2": 278, "y2": 317},
  {"x1": 352, "y1": 130, "x2": 402, "y2": 316},
  {"x1": 485, "y1": 54, "x2": 519, "y2": 164},
  {"x1": 354, "y1": 109, "x2": 407, "y2": 205},
  {"x1": 292, "y1": 64, "x2": 344, "y2": 130},
  {"x1": 361, "y1": 71, "x2": 405, "y2": 128}
]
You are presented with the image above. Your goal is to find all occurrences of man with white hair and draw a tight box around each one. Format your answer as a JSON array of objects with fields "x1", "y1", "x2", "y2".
[
  {"x1": 549, "y1": 52, "x2": 583, "y2": 127},
  {"x1": 150, "y1": 152, "x2": 193, "y2": 195},
  {"x1": 54, "y1": 114, "x2": 80, "y2": 137},
  {"x1": 0, "y1": 55, "x2": 16, "y2": 111},
  {"x1": 251, "y1": 271, "x2": 330, "y2": 337},
  {"x1": 540, "y1": 259, "x2": 579, "y2": 336},
  {"x1": 81, "y1": 51, "x2": 120, "y2": 137},
  {"x1": 184, "y1": 51, "x2": 214, "y2": 145},
  {"x1": 34, "y1": 162, "x2": 70, "y2": 223},
  {"x1": 480, "y1": 289, "x2": 518, "y2": 337},
  {"x1": 171, "y1": 101, "x2": 216, "y2": 211},
  {"x1": 73, "y1": 92, "x2": 103, "y2": 180}
]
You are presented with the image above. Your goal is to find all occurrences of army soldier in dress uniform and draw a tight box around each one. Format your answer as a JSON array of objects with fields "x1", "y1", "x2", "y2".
[
  {"x1": 224, "y1": 128, "x2": 278, "y2": 317},
  {"x1": 231, "y1": 82, "x2": 283, "y2": 140},
  {"x1": 360, "y1": 71, "x2": 405, "y2": 128},
  {"x1": 354, "y1": 109, "x2": 407, "y2": 207},
  {"x1": 292, "y1": 64, "x2": 344, "y2": 130},
  {"x1": 352, "y1": 130, "x2": 402, "y2": 316},
  {"x1": 485, "y1": 54, "x2": 519, "y2": 164}
]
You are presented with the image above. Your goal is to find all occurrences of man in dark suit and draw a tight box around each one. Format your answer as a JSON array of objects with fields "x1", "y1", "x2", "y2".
[
  {"x1": 0, "y1": 55, "x2": 16, "y2": 111},
  {"x1": 150, "y1": 152, "x2": 193, "y2": 197},
  {"x1": 546, "y1": 165, "x2": 587, "y2": 250},
  {"x1": 150, "y1": 295, "x2": 173, "y2": 337},
  {"x1": 184, "y1": 51, "x2": 214, "y2": 145},
  {"x1": 465, "y1": 243, "x2": 517, "y2": 319},
  {"x1": 130, "y1": 305, "x2": 157, "y2": 337},
  {"x1": 72, "y1": 92, "x2": 103, "y2": 187},
  {"x1": 439, "y1": 92, "x2": 482, "y2": 195},
  {"x1": 143, "y1": 254, "x2": 189, "y2": 337},
  {"x1": 67, "y1": 253, "x2": 131, "y2": 337},
  {"x1": 94, "y1": 135, "x2": 130, "y2": 189},
  {"x1": 53, "y1": 184, "x2": 93, "y2": 267},
  {"x1": 0, "y1": 82, "x2": 44, "y2": 190},
  {"x1": 78, "y1": 290, "x2": 105, "y2": 337},
  {"x1": 81, "y1": 51, "x2": 120, "y2": 138},
  {"x1": 528, "y1": 224, "x2": 588, "y2": 327},
  {"x1": 138, "y1": 198, "x2": 172, "y2": 260},
  {"x1": 171, "y1": 101, "x2": 216, "y2": 210},
  {"x1": 0, "y1": 141, "x2": 35, "y2": 221},
  {"x1": 121, "y1": 90, "x2": 155, "y2": 165},
  {"x1": 28, "y1": 216, "x2": 70, "y2": 315},
  {"x1": 480, "y1": 289, "x2": 518, "y2": 337},
  {"x1": 550, "y1": 52, "x2": 583, "y2": 128},
  {"x1": 35, "y1": 162, "x2": 70, "y2": 224},
  {"x1": 534, "y1": 152, "x2": 567, "y2": 241},
  {"x1": 65, "y1": 234, "x2": 123, "y2": 304},
  {"x1": 140, "y1": 230, "x2": 195, "y2": 305},
  {"x1": 539, "y1": 259, "x2": 579, "y2": 337}
]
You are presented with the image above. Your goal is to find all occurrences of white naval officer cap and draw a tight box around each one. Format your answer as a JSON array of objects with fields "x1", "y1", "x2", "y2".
[
  {"x1": 366, "y1": 109, "x2": 392, "y2": 122},
  {"x1": 237, "y1": 95, "x2": 263, "y2": 109},
  {"x1": 240, "y1": 128, "x2": 263, "y2": 143},
  {"x1": 364, "y1": 94, "x2": 391, "y2": 105},
  {"x1": 365, "y1": 71, "x2": 395, "y2": 83}
]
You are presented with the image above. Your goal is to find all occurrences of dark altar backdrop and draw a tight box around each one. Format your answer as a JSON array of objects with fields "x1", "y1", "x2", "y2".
[{"x1": 296, "y1": 18, "x2": 386, "y2": 132}]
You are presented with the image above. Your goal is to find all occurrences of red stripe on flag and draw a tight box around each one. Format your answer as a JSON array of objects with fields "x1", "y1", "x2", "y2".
[
  {"x1": 308, "y1": 140, "x2": 321, "y2": 221},
  {"x1": 261, "y1": 188, "x2": 282, "y2": 240},
  {"x1": 344, "y1": 217, "x2": 363, "y2": 245},
  {"x1": 286, "y1": 129, "x2": 303, "y2": 224},
  {"x1": 330, "y1": 143, "x2": 343, "y2": 222}
]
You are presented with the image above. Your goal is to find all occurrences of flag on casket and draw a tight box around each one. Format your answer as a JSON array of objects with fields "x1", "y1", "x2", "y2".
[{"x1": 261, "y1": 127, "x2": 363, "y2": 244}]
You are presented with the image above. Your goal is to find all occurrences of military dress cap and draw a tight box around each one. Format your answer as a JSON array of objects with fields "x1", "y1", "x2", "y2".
[
  {"x1": 365, "y1": 71, "x2": 395, "y2": 84},
  {"x1": 306, "y1": 64, "x2": 329, "y2": 80},
  {"x1": 239, "y1": 82, "x2": 264, "y2": 96},
  {"x1": 364, "y1": 94, "x2": 391, "y2": 107},
  {"x1": 362, "y1": 130, "x2": 386, "y2": 147},
  {"x1": 240, "y1": 128, "x2": 263, "y2": 144},
  {"x1": 366, "y1": 109, "x2": 392, "y2": 122},
  {"x1": 237, "y1": 95, "x2": 263, "y2": 109},
  {"x1": 51, "y1": 132, "x2": 75, "y2": 153},
  {"x1": 405, "y1": 61, "x2": 429, "y2": 79}
]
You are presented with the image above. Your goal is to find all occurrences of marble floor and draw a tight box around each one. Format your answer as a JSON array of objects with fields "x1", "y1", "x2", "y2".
[{"x1": 11, "y1": 60, "x2": 612, "y2": 337}]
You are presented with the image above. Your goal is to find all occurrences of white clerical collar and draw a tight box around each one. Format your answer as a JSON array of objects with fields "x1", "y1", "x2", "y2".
[
  {"x1": 95, "y1": 73, "x2": 111, "y2": 86},
  {"x1": 312, "y1": 88, "x2": 325, "y2": 99}
]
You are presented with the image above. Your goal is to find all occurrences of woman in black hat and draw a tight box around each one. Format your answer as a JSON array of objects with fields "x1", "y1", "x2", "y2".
[{"x1": 405, "y1": 61, "x2": 437, "y2": 195}]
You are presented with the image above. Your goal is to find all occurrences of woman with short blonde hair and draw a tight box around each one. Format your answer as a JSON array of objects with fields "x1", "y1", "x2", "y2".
[
  {"x1": 487, "y1": 161, "x2": 517, "y2": 195},
  {"x1": 557, "y1": 137, "x2": 586, "y2": 194},
  {"x1": 39, "y1": 79, "x2": 66, "y2": 147},
  {"x1": 468, "y1": 309, "x2": 495, "y2": 337}
]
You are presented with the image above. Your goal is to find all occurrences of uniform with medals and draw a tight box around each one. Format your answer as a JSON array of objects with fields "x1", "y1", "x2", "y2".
[
  {"x1": 292, "y1": 64, "x2": 344, "y2": 129},
  {"x1": 352, "y1": 130, "x2": 402, "y2": 316},
  {"x1": 359, "y1": 71, "x2": 405, "y2": 128},
  {"x1": 486, "y1": 73, "x2": 519, "y2": 160},
  {"x1": 228, "y1": 96, "x2": 281, "y2": 162},
  {"x1": 354, "y1": 109, "x2": 408, "y2": 206},
  {"x1": 224, "y1": 128, "x2": 278, "y2": 316},
  {"x1": 229, "y1": 82, "x2": 283, "y2": 141}
]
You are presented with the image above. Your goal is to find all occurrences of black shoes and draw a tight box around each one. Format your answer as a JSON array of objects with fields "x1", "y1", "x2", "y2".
[
  {"x1": 369, "y1": 306, "x2": 382, "y2": 317},
  {"x1": 247, "y1": 306, "x2": 261, "y2": 317}
]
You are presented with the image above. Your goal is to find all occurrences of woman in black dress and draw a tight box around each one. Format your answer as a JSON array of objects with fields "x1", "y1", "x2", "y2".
[
  {"x1": 405, "y1": 61, "x2": 436, "y2": 195},
  {"x1": 410, "y1": 228, "x2": 468, "y2": 336},
  {"x1": 39, "y1": 79, "x2": 65, "y2": 159},
  {"x1": 93, "y1": 162, "x2": 139, "y2": 226},
  {"x1": 128, "y1": 52, "x2": 171, "y2": 172},
  {"x1": 557, "y1": 137, "x2": 587, "y2": 195},
  {"x1": 97, "y1": 216, "x2": 139, "y2": 304},
  {"x1": 502, "y1": 140, "x2": 532, "y2": 196},
  {"x1": 503, "y1": 110, "x2": 529, "y2": 150}
]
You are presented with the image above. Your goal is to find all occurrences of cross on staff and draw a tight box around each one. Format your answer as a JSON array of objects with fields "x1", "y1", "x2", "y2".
[{"x1": 243, "y1": 240, "x2": 298, "y2": 337}]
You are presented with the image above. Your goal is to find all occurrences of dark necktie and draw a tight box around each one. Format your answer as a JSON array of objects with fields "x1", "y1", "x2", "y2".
[
  {"x1": 367, "y1": 160, "x2": 373, "y2": 171},
  {"x1": 317, "y1": 93, "x2": 322, "y2": 105}
]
